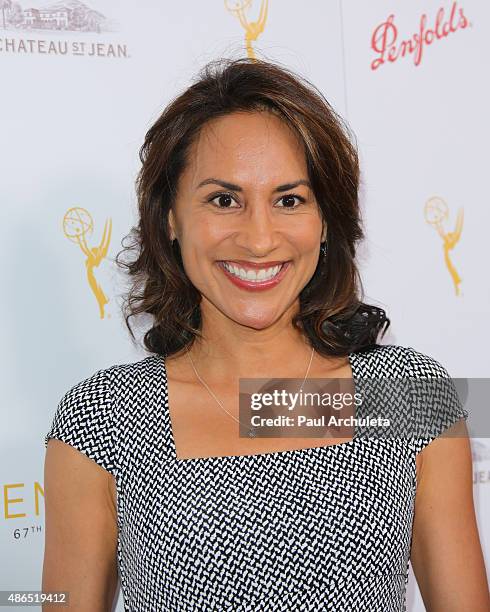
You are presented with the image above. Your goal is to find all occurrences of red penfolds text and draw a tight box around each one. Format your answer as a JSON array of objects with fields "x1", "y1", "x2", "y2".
[{"x1": 371, "y1": 1, "x2": 470, "y2": 70}]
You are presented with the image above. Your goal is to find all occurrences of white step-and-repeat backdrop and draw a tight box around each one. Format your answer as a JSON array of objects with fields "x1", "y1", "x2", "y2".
[{"x1": 1, "y1": 1, "x2": 488, "y2": 610}]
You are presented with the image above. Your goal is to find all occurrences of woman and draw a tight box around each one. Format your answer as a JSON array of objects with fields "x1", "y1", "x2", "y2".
[{"x1": 42, "y1": 58, "x2": 489, "y2": 611}]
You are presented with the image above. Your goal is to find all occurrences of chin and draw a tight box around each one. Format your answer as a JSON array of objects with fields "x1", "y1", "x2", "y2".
[{"x1": 228, "y1": 310, "x2": 282, "y2": 330}]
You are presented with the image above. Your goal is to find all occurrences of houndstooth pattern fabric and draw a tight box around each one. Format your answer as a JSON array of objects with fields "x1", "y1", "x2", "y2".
[{"x1": 44, "y1": 344, "x2": 467, "y2": 611}]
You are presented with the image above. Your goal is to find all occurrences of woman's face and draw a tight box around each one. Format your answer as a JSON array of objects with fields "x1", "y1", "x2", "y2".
[{"x1": 169, "y1": 110, "x2": 326, "y2": 330}]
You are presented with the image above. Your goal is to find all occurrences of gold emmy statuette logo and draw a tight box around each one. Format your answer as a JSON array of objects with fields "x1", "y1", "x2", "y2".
[
  {"x1": 62, "y1": 207, "x2": 112, "y2": 319},
  {"x1": 424, "y1": 196, "x2": 464, "y2": 296},
  {"x1": 224, "y1": 0, "x2": 269, "y2": 59}
]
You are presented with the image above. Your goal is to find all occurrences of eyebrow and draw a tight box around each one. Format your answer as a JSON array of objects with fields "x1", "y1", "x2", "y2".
[{"x1": 196, "y1": 178, "x2": 312, "y2": 192}]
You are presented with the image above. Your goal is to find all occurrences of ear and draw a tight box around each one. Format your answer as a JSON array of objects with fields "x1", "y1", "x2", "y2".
[{"x1": 321, "y1": 223, "x2": 327, "y2": 242}]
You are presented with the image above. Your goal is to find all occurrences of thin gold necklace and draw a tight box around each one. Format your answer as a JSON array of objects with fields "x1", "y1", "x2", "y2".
[{"x1": 185, "y1": 345, "x2": 315, "y2": 438}]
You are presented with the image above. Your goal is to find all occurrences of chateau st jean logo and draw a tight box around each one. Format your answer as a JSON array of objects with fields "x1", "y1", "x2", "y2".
[
  {"x1": 370, "y1": 1, "x2": 470, "y2": 70},
  {"x1": 0, "y1": 1, "x2": 128, "y2": 58}
]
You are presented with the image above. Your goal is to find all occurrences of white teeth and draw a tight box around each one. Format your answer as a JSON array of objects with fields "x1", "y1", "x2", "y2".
[{"x1": 221, "y1": 262, "x2": 283, "y2": 282}]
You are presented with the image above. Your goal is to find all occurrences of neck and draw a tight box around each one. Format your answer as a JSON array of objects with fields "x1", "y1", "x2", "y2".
[{"x1": 181, "y1": 302, "x2": 317, "y2": 382}]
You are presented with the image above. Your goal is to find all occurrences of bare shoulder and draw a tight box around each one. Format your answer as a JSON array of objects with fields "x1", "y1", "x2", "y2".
[
  {"x1": 43, "y1": 439, "x2": 118, "y2": 611},
  {"x1": 416, "y1": 417, "x2": 470, "y2": 485},
  {"x1": 45, "y1": 438, "x2": 117, "y2": 506}
]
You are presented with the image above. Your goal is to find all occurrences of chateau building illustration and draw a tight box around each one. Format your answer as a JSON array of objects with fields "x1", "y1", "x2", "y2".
[{"x1": 1, "y1": 1, "x2": 112, "y2": 33}]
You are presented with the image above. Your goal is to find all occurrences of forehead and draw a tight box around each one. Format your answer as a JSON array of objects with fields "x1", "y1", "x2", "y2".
[{"x1": 183, "y1": 111, "x2": 307, "y2": 187}]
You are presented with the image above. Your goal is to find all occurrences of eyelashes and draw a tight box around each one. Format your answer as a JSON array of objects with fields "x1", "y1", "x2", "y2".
[{"x1": 206, "y1": 191, "x2": 307, "y2": 211}]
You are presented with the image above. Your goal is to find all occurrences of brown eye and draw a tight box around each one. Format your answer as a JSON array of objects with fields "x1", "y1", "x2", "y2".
[
  {"x1": 276, "y1": 194, "x2": 306, "y2": 209},
  {"x1": 207, "y1": 192, "x2": 240, "y2": 209},
  {"x1": 217, "y1": 194, "x2": 233, "y2": 207}
]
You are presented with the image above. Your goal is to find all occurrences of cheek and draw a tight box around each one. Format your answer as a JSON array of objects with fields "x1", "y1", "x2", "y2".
[
  {"x1": 178, "y1": 242, "x2": 220, "y2": 291},
  {"x1": 288, "y1": 226, "x2": 322, "y2": 255},
  {"x1": 185, "y1": 218, "x2": 226, "y2": 252}
]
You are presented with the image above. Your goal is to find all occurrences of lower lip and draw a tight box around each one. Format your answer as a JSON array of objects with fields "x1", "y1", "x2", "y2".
[{"x1": 217, "y1": 261, "x2": 291, "y2": 291}]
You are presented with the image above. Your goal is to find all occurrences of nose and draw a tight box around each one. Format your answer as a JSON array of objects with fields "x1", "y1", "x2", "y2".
[{"x1": 233, "y1": 203, "x2": 282, "y2": 256}]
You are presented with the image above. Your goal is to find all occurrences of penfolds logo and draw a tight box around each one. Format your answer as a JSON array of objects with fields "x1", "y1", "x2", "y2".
[{"x1": 371, "y1": 1, "x2": 470, "y2": 70}]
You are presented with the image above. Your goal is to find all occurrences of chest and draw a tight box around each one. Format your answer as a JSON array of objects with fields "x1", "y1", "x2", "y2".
[
  {"x1": 119, "y1": 439, "x2": 416, "y2": 609},
  {"x1": 166, "y1": 361, "x2": 357, "y2": 460}
]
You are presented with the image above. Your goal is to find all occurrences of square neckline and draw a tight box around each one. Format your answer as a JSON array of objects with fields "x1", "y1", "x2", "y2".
[{"x1": 154, "y1": 351, "x2": 363, "y2": 463}]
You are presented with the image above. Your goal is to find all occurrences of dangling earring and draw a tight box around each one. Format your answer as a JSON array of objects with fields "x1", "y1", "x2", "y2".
[{"x1": 320, "y1": 240, "x2": 327, "y2": 258}]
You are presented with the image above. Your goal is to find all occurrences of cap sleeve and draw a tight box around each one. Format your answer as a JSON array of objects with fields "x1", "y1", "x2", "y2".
[
  {"x1": 44, "y1": 365, "x2": 118, "y2": 476},
  {"x1": 405, "y1": 346, "x2": 468, "y2": 455}
]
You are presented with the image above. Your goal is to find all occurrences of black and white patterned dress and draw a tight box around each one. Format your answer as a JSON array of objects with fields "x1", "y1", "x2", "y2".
[{"x1": 44, "y1": 344, "x2": 467, "y2": 611}]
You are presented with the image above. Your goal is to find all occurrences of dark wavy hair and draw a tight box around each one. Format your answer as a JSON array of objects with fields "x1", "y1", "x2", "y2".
[{"x1": 115, "y1": 57, "x2": 390, "y2": 358}]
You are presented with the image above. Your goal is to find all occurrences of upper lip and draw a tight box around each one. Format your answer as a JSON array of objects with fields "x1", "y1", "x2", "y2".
[{"x1": 219, "y1": 260, "x2": 288, "y2": 270}]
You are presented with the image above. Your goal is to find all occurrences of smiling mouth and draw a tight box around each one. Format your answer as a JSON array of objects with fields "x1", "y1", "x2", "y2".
[{"x1": 217, "y1": 260, "x2": 289, "y2": 283}]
